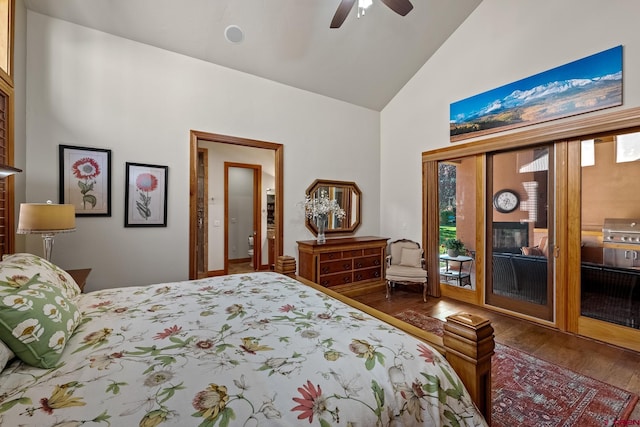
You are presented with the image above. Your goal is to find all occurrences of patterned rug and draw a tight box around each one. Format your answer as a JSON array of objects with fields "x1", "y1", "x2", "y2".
[{"x1": 394, "y1": 309, "x2": 639, "y2": 427}]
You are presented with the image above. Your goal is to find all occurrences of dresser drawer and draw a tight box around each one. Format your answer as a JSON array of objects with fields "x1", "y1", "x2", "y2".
[
  {"x1": 320, "y1": 252, "x2": 343, "y2": 261},
  {"x1": 318, "y1": 272, "x2": 352, "y2": 287},
  {"x1": 364, "y1": 247, "x2": 382, "y2": 256},
  {"x1": 319, "y1": 259, "x2": 353, "y2": 275},
  {"x1": 354, "y1": 255, "x2": 382, "y2": 269},
  {"x1": 353, "y1": 267, "x2": 382, "y2": 283},
  {"x1": 343, "y1": 249, "x2": 363, "y2": 258}
]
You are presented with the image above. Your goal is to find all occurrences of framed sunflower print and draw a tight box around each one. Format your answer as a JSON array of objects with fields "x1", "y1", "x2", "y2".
[
  {"x1": 59, "y1": 145, "x2": 112, "y2": 216},
  {"x1": 125, "y1": 162, "x2": 168, "y2": 227}
]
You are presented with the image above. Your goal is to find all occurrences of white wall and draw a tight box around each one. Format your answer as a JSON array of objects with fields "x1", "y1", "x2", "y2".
[
  {"x1": 25, "y1": 11, "x2": 381, "y2": 291},
  {"x1": 380, "y1": 0, "x2": 640, "y2": 243}
]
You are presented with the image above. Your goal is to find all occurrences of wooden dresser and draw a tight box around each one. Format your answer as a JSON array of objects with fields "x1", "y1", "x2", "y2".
[{"x1": 297, "y1": 236, "x2": 388, "y2": 296}]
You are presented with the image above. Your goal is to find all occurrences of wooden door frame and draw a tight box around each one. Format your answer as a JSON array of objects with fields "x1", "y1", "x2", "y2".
[
  {"x1": 189, "y1": 130, "x2": 284, "y2": 280},
  {"x1": 196, "y1": 148, "x2": 209, "y2": 278},
  {"x1": 224, "y1": 162, "x2": 261, "y2": 273}
]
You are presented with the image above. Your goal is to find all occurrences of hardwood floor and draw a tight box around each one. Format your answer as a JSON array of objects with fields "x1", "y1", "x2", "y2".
[
  {"x1": 227, "y1": 260, "x2": 254, "y2": 274},
  {"x1": 352, "y1": 285, "x2": 640, "y2": 420}
]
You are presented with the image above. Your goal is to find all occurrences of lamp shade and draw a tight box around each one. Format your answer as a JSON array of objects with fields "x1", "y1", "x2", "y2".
[{"x1": 16, "y1": 203, "x2": 76, "y2": 234}]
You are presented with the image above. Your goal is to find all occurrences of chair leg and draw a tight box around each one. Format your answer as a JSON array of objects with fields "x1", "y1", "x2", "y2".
[
  {"x1": 423, "y1": 281, "x2": 428, "y2": 302},
  {"x1": 386, "y1": 280, "x2": 391, "y2": 299}
]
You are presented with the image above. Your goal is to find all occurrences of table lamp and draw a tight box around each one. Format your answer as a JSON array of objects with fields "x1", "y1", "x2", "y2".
[
  {"x1": 0, "y1": 164, "x2": 22, "y2": 178},
  {"x1": 16, "y1": 201, "x2": 76, "y2": 262}
]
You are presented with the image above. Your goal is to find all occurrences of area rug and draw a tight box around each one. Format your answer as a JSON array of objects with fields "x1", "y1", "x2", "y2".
[{"x1": 394, "y1": 309, "x2": 639, "y2": 427}]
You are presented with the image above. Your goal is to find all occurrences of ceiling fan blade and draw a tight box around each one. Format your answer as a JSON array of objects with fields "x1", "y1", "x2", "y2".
[
  {"x1": 330, "y1": 0, "x2": 357, "y2": 28},
  {"x1": 380, "y1": 0, "x2": 414, "y2": 16}
]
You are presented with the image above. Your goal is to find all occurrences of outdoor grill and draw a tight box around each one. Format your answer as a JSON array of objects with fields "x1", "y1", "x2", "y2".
[{"x1": 602, "y1": 218, "x2": 640, "y2": 268}]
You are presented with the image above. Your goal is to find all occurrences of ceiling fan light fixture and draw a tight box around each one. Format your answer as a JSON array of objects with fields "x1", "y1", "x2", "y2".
[
  {"x1": 357, "y1": 0, "x2": 373, "y2": 17},
  {"x1": 331, "y1": 0, "x2": 412, "y2": 28}
]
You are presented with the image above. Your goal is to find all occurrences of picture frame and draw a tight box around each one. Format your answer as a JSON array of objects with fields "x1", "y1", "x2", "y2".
[
  {"x1": 125, "y1": 162, "x2": 168, "y2": 227},
  {"x1": 59, "y1": 145, "x2": 112, "y2": 216},
  {"x1": 450, "y1": 45, "x2": 623, "y2": 142}
]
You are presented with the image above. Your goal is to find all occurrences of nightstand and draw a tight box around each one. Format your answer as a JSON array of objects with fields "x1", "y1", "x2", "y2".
[{"x1": 66, "y1": 268, "x2": 92, "y2": 293}]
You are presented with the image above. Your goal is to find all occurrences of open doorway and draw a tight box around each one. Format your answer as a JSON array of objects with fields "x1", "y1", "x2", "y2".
[
  {"x1": 225, "y1": 163, "x2": 261, "y2": 274},
  {"x1": 188, "y1": 131, "x2": 283, "y2": 280}
]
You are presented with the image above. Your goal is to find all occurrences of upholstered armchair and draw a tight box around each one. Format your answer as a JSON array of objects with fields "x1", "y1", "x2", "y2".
[{"x1": 385, "y1": 239, "x2": 428, "y2": 302}]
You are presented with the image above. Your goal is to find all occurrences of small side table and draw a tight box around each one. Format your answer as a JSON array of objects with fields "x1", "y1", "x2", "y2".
[
  {"x1": 439, "y1": 255, "x2": 473, "y2": 287},
  {"x1": 66, "y1": 268, "x2": 92, "y2": 293}
]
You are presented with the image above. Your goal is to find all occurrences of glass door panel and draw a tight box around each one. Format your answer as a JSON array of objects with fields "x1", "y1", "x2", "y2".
[
  {"x1": 437, "y1": 158, "x2": 477, "y2": 290},
  {"x1": 486, "y1": 146, "x2": 554, "y2": 321},
  {"x1": 580, "y1": 132, "x2": 640, "y2": 330}
]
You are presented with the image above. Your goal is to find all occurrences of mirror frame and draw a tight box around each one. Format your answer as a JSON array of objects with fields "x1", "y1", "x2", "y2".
[{"x1": 305, "y1": 179, "x2": 361, "y2": 236}]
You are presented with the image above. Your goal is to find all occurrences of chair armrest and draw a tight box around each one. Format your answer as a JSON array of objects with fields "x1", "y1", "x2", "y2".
[{"x1": 386, "y1": 254, "x2": 392, "y2": 267}]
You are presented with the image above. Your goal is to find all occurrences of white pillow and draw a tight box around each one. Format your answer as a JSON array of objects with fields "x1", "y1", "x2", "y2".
[
  {"x1": 0, "y1": 339, "x2": 15, "y2": 371},
  {"x1": 399, "y1": 247, "x2": 422, "y2": 268},
  {"x1": 0, "y1": 253, "x2": 81, "y2": 300}
]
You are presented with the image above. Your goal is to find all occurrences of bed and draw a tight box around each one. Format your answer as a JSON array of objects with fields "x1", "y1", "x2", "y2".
[{"x1": 0, "y1": 253, "x2": 492, "y2": 426}]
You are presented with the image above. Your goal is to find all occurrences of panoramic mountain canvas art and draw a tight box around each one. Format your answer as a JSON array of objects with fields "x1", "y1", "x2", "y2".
[{"x1": 450, "y1": 45, "x2": 622, "y2": 141}]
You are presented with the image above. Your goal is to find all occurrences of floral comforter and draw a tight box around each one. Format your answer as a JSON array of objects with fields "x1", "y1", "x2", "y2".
[{"x1": 0, "y1": 272, "x2": 486, "y2": 426}]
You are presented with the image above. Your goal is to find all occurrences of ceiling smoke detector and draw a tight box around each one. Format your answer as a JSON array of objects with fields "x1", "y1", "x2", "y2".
[{"x1": 224, "y1": 25, "x2": 244, "y2": 44}]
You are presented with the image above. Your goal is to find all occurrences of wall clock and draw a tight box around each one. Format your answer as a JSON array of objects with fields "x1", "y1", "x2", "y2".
[{"x1": 493, "y1": 189, "x2": 519, "y2": 213}]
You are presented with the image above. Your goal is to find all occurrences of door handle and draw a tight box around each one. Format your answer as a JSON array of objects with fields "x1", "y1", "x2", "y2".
[{"x1": 553, "y1": 246, "x2": 560, "y2": 258}]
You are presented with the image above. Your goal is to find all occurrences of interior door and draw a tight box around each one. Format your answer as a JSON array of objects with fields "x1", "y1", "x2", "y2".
[{"x1": 486, "y1": 146, "x2": 555, "y2": 322}]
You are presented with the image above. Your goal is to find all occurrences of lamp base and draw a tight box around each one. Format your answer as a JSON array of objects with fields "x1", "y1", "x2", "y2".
[{"x1": 42, "y1": 233, "x2": 55, "y2": 262}]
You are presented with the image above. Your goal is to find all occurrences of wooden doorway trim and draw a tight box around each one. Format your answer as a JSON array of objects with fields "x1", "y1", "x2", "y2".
[
  {"x1": 196, "y1": 148, "x2": 209, "y2": 278},
  {"x1": 189, "y1": 130, "x2": 284, "y2": 280}
]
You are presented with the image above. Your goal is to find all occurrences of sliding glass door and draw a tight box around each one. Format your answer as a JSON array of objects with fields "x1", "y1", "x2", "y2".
[
  {"x1": 486, "y1": 146, "x2": 554, "y2": 321},
  {"x1": 437, "y1": 158, "x2": 477, "y2": 292},
  {"x1": 576, "y1": 131, "x2": 640, "y2": 350}
]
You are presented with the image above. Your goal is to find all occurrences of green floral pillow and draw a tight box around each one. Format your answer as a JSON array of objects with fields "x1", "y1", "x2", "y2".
[
  {"x1": 0, "y1": 279, "x2": 82, "y2": 368},
  {"x1": 0, "y1": 253, "x2": 81, "y2": 300}
]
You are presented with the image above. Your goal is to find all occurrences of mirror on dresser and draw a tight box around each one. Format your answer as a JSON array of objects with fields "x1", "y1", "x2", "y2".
[{"x1": 305, "y1": 179, "x2": 361, "y2": 236}]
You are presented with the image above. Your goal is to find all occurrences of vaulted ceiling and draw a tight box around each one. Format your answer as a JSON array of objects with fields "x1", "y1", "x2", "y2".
[{"x1": 23, "y1": 0, "x2": 482, "y2": 111}]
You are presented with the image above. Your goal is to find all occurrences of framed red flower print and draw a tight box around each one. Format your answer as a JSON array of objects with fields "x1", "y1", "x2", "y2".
[
  {"x1": 124, "y1": 162, "x2": 168, "y2": 227},
  {"x1": 59, "y1": 145, "x2": 112, "y2": 216}
]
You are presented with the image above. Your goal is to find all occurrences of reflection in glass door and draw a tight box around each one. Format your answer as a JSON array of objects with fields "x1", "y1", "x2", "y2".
[
  {"x1": 486, "y1": 146, "x2": 554, "y2": 321},
  {"x1": 580, "y1": 132, "x2": 640, "y2": 332}
]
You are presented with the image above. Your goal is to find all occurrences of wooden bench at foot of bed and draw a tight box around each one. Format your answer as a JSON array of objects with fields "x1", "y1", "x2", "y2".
[{"x1": 296, "y1": 275, "x2": 495, "y2": 424}]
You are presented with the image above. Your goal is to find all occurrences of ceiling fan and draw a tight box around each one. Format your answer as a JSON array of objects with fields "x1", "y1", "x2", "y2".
[{"x1": 330, "y1": 0, "x2": 414, "y2": 28}]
